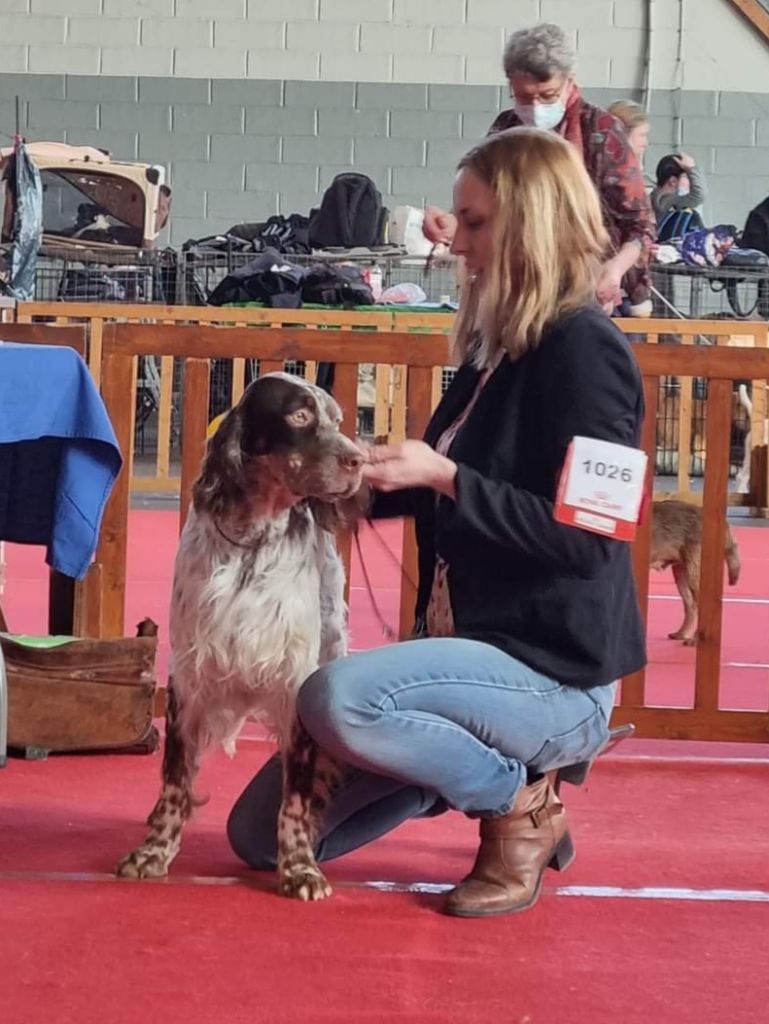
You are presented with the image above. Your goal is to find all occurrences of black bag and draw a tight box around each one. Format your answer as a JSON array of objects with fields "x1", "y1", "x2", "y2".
[
  {"x1": 657, "y1": 207, "x2": 705, "y2": 243},
  {"x1": 719, "y1": 246, "x2": 769, "y2": 319},
  {"x1": 301, "y1": 263, "x2": 374, "y2": 307},
  {"x1": 229, "y1": 214, "x2": 312, "y2": 255},
  {"x1": 741, "y1": 197, "x2": 769, "y2": 256},
  {"x1": 309, "y1": 174, "x2": 387, "y2": 249},
  {"x1": 207, "y1": 247, "x2": 305, "y2": 307}
]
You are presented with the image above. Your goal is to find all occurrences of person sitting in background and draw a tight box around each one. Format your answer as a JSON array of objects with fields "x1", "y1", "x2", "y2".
[
  {"x1": 651, "y1": 152, "x2": 708, "y2": 224},
  {"x1": 424, "y1": 23, "x2": 656, "y2": 317}
]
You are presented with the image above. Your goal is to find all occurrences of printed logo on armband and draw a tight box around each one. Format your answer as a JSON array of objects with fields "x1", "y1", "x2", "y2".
[{"x1": 554, "y1": 437, "x2": 648, "y2": 541}]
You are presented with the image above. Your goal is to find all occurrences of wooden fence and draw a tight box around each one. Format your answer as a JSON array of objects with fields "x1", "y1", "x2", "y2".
[
  {"x1": 10, "y1": 303, "x2": 769, "y2": 509},
  {"x1": 47, "y1": 319, "x2": 767, "y2": 745},
  {"x1": 12, "y1": 302, "x2": 454, "y2": 495}
]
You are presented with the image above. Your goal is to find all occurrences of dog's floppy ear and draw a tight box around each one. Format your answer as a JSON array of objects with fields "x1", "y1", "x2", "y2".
[
  {"x1": 310, "y1": 482, "x2": 372, "y2": 535},
  {"x1": 192, "y1": 406, "x2": 246, "y2": 518}
]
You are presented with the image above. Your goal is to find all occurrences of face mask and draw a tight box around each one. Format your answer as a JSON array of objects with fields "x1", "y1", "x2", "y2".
[
  {"x1": 515, "y1": 99, "x2": 566, "y2": 131},
  {"x1": 677, "y1": 183, "x2": 690, "y2": 197}
]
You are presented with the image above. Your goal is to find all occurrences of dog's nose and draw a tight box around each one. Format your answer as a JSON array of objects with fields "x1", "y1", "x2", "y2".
[{"x1": 339, "y1": 450, "x2": 363, "y2": 470}]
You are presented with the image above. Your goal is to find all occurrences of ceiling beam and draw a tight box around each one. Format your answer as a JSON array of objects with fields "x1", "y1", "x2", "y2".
[{"x1": 725, "y1": 0, "x2": 769, "y2": 44}]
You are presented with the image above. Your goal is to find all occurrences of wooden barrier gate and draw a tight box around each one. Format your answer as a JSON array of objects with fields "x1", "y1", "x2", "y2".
[
  {"x1": 11, "y1": 303, "x2": 769, "y2": 510},
  {"x1": 53, "y1": 319, "x2": 769, "y2": 747}
]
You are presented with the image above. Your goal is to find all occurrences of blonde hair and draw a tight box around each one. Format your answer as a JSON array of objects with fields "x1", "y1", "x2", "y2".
[
  {"x1": 452, "y1": 127, "x2": 610, "y2": 368},
  {"x1": 608, "y1": 99, "x2": 649, "y2": 132}
]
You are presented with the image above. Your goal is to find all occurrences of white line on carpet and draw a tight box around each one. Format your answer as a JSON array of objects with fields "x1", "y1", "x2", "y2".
[
  {"x1": 2, "y1": 871, "x2": 768, "y2": 903},
  {"x1": 362, "y1": 882, "x2": 769, "y2": 901},
  {"x1": 649, "y1": 594, "x2": 769, "y2": 606}
]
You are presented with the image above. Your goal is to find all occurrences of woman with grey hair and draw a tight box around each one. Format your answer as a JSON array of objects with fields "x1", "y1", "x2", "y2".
[{"x1": 425, "y1": 23, "x2": 655, "y2": 315}]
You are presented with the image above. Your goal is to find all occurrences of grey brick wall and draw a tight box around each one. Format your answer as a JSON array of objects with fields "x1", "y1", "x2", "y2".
[{"x1": 3, "y1": 73, "x2": 769, "y2": 246}]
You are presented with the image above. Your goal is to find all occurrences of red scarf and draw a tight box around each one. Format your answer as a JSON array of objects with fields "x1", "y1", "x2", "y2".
[{"x1": 555, "y1": 81, "x2": 585, "y2": 163}]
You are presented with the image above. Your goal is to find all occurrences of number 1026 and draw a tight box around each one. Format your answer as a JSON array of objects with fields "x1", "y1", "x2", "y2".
[{"x1": 581, "y1": 460, "x2": 633, "y2": 483}]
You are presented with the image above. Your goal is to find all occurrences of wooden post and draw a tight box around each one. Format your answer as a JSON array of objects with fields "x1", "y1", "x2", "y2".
[
  {"x1": 677, "y1": 334, "x2": 694, "y2": 492},
  {"x1": 179, "y1": 358, "x2": 211, "y2": 535},
  {"x1": 694, "y1": 377, "x2": 732, "y2": 713},
  {"x1": 156, "y1": 355, "x2": 174, "y2": 485},
  {"x1": 95, "y1": 348, "x2": 137, "y2": 638},
  {"x1": 622, "y1": 374, "x2": 659, "y2": 709},
  {"x1": 231, "y1": 356, "x2": 246, "y2": 405}
]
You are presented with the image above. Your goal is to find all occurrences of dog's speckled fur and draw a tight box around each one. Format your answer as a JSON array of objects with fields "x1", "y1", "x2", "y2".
[{"x1": 116, "y1": 373, "x2": 365, "y2": 899}]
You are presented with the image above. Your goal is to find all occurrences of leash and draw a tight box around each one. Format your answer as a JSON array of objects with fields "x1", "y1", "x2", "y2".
[
  {"x1": 353, "y1": 519, "x2": 418, "y2": 642},
  {"x1": 213, "y1": 520, "x2": 258, "y2": 549}
]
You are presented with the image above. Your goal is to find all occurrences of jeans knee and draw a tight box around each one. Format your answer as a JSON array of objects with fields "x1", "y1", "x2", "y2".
[
  {"x1": 297, "y1": 662, "x2": 372, "y2": 756},
  {"x1": 226, "y1": 754, "x2": 282, "y2": 870},
  {"x1": 226, "y1": 801, "x2": 277, "y2": 870}
]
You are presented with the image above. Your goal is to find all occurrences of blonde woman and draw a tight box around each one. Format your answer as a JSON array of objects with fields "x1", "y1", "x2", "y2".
[
  {"x1": 608, "y1": 99, "x2": 651, "y2": 162},
  {"x1": 228, "y1": 129, "x2": 646, "y2": 918}
]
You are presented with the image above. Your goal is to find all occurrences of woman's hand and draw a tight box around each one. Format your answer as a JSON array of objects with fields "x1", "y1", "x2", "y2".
[
  {"x1": 595, "y1": 257, "x2": 624, "y2": 313},
  {"x1": 362, "y1": 440, "x2": 458, "y2": 497},
  {"x1": 423, "y1": 206, "x2": 458, "y2": 245}
]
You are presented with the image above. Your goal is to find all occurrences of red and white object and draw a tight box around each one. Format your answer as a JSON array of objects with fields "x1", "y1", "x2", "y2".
[{"x1": 554, "y1": 436, "x2": 648, "y2": 541}]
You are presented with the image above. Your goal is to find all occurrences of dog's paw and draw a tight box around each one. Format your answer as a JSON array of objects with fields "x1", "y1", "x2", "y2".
[
  {"x1": 116, "y1": 845, "x2": 170, "y2": 879},
  {"x1": 280, "y1": 866, "x2": 332, "y2": 902}
]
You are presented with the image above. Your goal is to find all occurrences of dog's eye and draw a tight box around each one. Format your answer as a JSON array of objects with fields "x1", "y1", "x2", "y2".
[{"x1": 285, "y1": 407, "x2": 315, "y2": 428}]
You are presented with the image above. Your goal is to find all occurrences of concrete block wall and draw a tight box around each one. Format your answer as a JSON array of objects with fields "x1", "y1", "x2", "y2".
[{"x1": 1, "y1": 0, "x2": 769, "y2": 244}]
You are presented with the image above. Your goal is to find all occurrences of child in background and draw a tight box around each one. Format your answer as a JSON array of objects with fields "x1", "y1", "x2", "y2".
[{"x1": 651, "y1": 152, "x2": 708, "y2": 223}]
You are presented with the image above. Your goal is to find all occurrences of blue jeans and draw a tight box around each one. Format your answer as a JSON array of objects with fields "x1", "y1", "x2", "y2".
[{"x1": 227, "y1": 638, "x2": 616, "y2": 870}]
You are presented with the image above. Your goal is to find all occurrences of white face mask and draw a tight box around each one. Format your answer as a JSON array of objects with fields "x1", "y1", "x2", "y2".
[
  {"x1": 677, "y1": 183, "x2": 690, "y2": 197},
  {"x1": 515, "y1": 98, "x2": 566, "y2": 131}
]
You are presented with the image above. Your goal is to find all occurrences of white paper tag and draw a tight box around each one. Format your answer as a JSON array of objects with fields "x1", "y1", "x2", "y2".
[{"x1": 555, "y1": 436, "x2": 648, "y2": 540}]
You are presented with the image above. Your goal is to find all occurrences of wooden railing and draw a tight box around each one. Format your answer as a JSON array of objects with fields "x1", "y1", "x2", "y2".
[
  {"x1": 616, "y1": 343, "x2": 769, "y2": 743},
  {"x1": 59, "y1": 320, "x2": 769, "y2": 745},
  {"x1": 12, "y1": 303, "x2": 769, "y2": 509},
  {"x1": 14, "y1": 302, "x2": 454, "y2": 495}
]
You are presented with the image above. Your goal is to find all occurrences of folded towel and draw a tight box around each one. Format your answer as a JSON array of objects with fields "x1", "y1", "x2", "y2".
[{"x1": 0, "y1": 342, "x2": 123, "y2": 579}]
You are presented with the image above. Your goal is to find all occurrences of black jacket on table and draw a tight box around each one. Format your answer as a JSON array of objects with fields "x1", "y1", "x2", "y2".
[{"x1": 372, "y1": 305, "x2": 647, "y2": 690}]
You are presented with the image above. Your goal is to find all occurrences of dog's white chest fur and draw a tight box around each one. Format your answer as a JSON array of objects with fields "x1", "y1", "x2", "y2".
[{"x1": 169, "y1": 505, "x2": 339, "y2": 747}]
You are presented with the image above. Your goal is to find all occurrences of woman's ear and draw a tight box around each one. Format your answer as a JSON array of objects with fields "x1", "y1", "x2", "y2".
[
  {"x1": 310, "y1": 482, "x2": 372, "y2": 535},
  {"x1": 192, "y1": 407, "x2": 245, "y2": 519}
]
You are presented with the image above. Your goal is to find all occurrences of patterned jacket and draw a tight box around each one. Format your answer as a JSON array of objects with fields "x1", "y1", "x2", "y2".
[{"x1": 489, "y1": 101, "x2": 656, "y2": 306}]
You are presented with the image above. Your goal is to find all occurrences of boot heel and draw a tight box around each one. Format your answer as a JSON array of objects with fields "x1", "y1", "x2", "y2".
[
  {"x1": 553, "y1": 724, "x2": 637, "y2": 794},
  {"x1": 555, "y1": 760, "x2": 591, "y2": 791},
  {"x1": 548, "y1": 832, "x2": 575, "y2": 873}
]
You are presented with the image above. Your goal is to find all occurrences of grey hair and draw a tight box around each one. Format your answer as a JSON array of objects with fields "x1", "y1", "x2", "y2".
[{"x1": 503, "y1": 23, "x2": 576, "y2": 81}]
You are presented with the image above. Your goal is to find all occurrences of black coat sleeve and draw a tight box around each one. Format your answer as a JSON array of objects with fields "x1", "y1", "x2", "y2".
[
  {"x1": 369, "y1": 487, "x2": 428, "y2": 520},
  {"x1": 446, "y1": 327, "x2": 643, "y2": 578}
]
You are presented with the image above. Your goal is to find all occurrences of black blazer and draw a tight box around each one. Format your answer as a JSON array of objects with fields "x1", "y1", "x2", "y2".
[{"x1": 373, "y1": 305, "x2": 647, "y2": 689}]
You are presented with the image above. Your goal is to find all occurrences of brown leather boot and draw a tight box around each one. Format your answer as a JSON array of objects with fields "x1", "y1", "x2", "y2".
[{"x1": 443, "y1": 775, "x2": 574, "y2": 918}]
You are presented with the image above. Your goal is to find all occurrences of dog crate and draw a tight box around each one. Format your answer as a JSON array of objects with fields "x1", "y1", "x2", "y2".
[{"x1": 651, "y1": 262, "x2": 769, "y2": 322}]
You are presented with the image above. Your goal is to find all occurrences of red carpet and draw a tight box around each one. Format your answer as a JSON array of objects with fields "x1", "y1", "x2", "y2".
[
  {"x1": 2, "y1": 513, "x2": 769, "y2": 1022},
  {"x1": 2, "y1": 746, "x2": 768, "y2": 1023},
  {"x1": 2, "y1": 743, "x2": 769, "y2": 888},
  {"x1": 3, "y1": 879, "x2": 766, "y2": 1024},
  {"x1": 2, "y1": 512, "x2": 768, "y2": 712}
]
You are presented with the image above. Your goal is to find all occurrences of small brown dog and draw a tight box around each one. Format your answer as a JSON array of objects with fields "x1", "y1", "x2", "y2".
[{"x1": 650, "y1": 500, "x2": 741, "y2": 645}]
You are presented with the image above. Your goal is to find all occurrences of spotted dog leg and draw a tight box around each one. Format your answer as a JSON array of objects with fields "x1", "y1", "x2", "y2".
[
  {"x1": 277, "y1": 718, "x2": 345, "y2": 901},
  {"x1": 116, "y1": 683, "x2": 202, "y2": 879}
]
